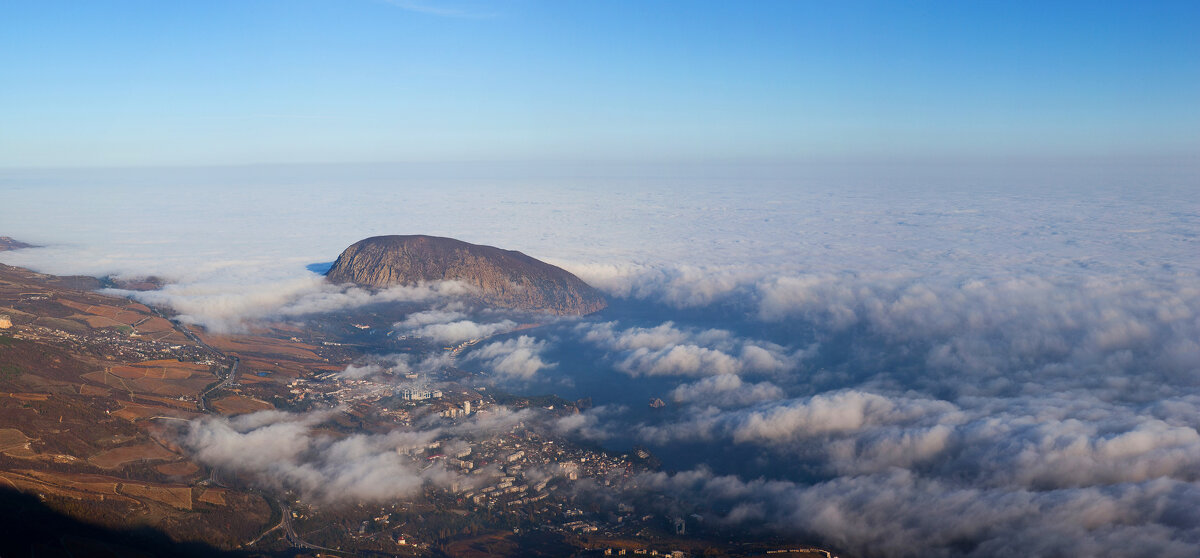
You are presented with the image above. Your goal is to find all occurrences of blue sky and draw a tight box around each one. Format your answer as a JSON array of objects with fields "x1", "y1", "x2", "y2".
[{"x1": 1, "y1": 0, "x2": 1197, "y2": 167}]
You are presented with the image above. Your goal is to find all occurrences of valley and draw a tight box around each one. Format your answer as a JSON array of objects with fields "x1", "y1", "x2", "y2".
[{"x1": 0, "y1": 260, "x2": 826, "y2": 558}]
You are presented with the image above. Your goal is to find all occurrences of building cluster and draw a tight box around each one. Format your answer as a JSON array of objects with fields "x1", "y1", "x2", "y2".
[
  {"x1": 8, "y1": 322, "x2": 211, "y2": 364},
  {"x1": 286, "y1": 374, "x2": 487, "y2": 424},
  {"x1": 603, "y1": 550, "x2": 688, "y2": 557},
  {"x1": 401, "y1": 386, "x2": 442, "y2": 400},
  {"x1": 440, "y1": 399, "x2": 472, "y2": 418},
  {"x1": 437, "y1": 425, "x2": 641, "y2": 518},
  {"x1": 269, "y1": 345, "x2": 687, "y2": 552}
]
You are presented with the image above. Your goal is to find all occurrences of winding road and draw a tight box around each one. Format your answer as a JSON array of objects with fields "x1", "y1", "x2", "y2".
[{"x1": 147, "y1": 300, "x2": 329, "y2": 552}]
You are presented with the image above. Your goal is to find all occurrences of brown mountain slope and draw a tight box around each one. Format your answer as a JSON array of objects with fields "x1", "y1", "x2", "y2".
[{"x1": 325, "y1": 235, "x2": 607, "y2": 315}]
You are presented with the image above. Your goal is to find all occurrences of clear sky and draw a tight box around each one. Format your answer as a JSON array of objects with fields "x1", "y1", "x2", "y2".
[{"x1": 1, "y1": 0, "x2": 1197, "y2": 167}]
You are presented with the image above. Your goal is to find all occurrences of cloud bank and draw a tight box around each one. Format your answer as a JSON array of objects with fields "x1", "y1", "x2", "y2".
[
  {"x1": 467, "y1": 335, "x2": 556, "y2": 380},
  {"x1": 634, "y1": 466, "x2": 1200, "y2": 558},
  {"x1": 582, "y1": 321, "x2": 801, "y2": 378},
  {"x1": 594, "y1": 271, "x2": 1200, "y2": 556},
  {"x1": 179, "y1": 407, "x2": 530, "y2": 503},
  {"x1": 2, "y1": 164, "x2": 1198, "y2": 556}
]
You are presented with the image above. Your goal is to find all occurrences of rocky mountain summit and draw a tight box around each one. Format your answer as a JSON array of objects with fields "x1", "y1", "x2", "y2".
[{"x1": 325, "y1": 235, "x2": 607, "y2": 315}]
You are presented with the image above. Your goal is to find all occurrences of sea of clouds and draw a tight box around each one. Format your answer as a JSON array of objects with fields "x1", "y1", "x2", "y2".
[{"x1": 1, "y1": 161, "x2": 1198, "y2": 556}]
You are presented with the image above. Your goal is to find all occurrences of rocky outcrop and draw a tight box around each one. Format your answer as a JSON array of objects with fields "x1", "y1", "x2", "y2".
[
  {"x1": 325, "y1": 235, "x2": 607, "y2": 315},
  {"x1": 0, "y1": 237, "x2": 35, "y2": 251}
]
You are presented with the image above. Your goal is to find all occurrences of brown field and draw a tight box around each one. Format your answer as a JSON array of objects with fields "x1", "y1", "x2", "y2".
[
  {"x1": 22, "y1": 470, "x2": 123, "y2": 495},
  {"x1": 54, "y1": 299, "x2": 191, "y2": 343},
  {"x1": 119, "y1": 483, "x2": 193, "y2": 510},
  {"x1": 132, "y1": 317, "x2": 190, "y2": 343},
  {"x1": 7, "y1": 469, "x2": 194, "y2": 510},
  {"x1": 110, "y1": 359, "x2": 210, "y2": 378},
  {"x1": 211, "y1": 395, "x2": 273, "y2": 415},
  {"x1": 110, "y1": 402, "x2": 201, "y2": 422},
  {"x1": 0, "y1": 428, "x2": 31, "y2": 447},
  {"x1": 108, "y1": 365, "x2": 196, "y2": 381},
  {"x1": 83, "y1": 369, "x2": 211, "y2": 398},
  {"x1": 0, "y1": 428, "x2": 36, "y2": 458},
  {"x1": 79, "y1": 383, "x2": 113, "y2": 397},
  {"x1": 141, "y1": 358, "x2": 210, "y2": 370},
  {"x1": 0, "y1": 471, "x2": 120, "y2": 503},
  {"x1": 4, "y1": 447, "x2": 38, "y2": 459},
  {"x1": 134, "y1": 393, "x2": 199, "y2": 410},
  {"x1": 0, "y1": 306, "x2": 35, "y2": 321},
  {"x1": 155, "y1": 461, "x2": 200, "y2": 476},
  {"x1": 82, "y1": 370, "x2": 135, "y2": 395},
  {"x1": 57, "y1": 300, "x2": 142, "y2": 325},
  {"x1": 130, "y1": 377, "x2": 211, "y2": 397},
  {"x1": 33, "y1": 316, "x2": 89, "y2": 333},
  {"x1": 88, "y1": 442, "x2": 178, "y2": 470},
  {"x1": 134, "y1": 316, "x2": 176, "y2": 332},
  {"x1": 2, "y1": 392, "x2": 51, "y2": 402},
  {"x1": 240, "y1": 357, "x2": 321, "y2": 379},
  {"x1": 197, "y1": 487, "x2": 227, "y2": 506},
  {"x1": 71, "y1": 314, "x2": 126, "y2": 329},
  {"x1": 198, "y1": 330, "x2": 323, "y2": 361}
]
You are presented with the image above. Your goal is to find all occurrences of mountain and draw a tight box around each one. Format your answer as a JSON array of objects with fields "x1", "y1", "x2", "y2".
[
  {"x1": 325, "y1": 235, "x2": 607, "y2": 315},
  {"x1": 0, "y1": 237, "x2": 35, "y2": 251}
]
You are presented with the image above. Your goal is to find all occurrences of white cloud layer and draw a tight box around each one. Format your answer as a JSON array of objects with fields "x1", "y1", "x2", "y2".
[
  {"x1": 467, "y1": 335, "x2": 556, "y2": 380},
  {"x1": 179, "y1": 407, "x2": 530, "y2": 503},
  {"x1": 669, "y1": 375, "x2": 785, "y2": 407},
  {"x1": 2, "y1": 164, "x2": 1199, "y2": 556},
  {"x1": 635, "y1": 466, "x2": 1200, "y2": 558},
  {"x1": 111, "y1": 277, "x2": 470, "y2": 333},
  {"x1": 583, "y1": 321, "x2": 801, "y2": 378},
  {"x1": 391, "y1": 304, "x2": 519, "y2": 344}
]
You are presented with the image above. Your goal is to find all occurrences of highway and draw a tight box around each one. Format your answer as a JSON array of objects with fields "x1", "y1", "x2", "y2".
[
  {"x1": 198, "y1": 356, "x2": 239, "y2": 412},
  {"x1": 279, "y1": 501, "x2": 343, "y2": 553},
  {"x1": 144, "y1": 301, "x2": 240, "y2": 413}
]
